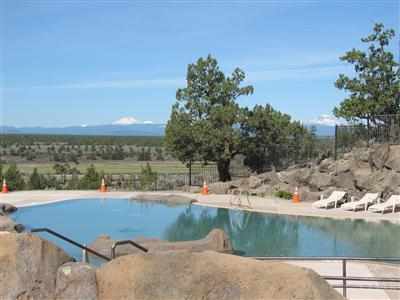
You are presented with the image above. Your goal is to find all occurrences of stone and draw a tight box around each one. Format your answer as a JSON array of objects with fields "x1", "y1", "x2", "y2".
[
  {"x1": 248, "y1": 175, "x2": 263, "y2": 189},
  {"x1": 384, "y1": 145, "x2": 400, "y2": 172},
  {"x1": 278, "y1": 167, "x2": 313, "y2": 186},
  {"x1": 309, "y1": 172, "x2": 333, "y2": 191},
  {"x1": 299, "y1": 187, "x2": 323, "y2": 202},
  {"x1": 0, "y1": 203, "x2": 17, "y2": 214},
  {"x1": 89, "y1": 229, "x2": 233, "y2": 258},
  {"x1": 318, "y1": 158, "x2": 335, "y2": 173},
  {"x1": 0, "y1": 232, "x2": 73, "y2": 299},
  {"x1": 56, "y1": 262, "x2": 97, "y2": 300},
  {"x1": 335, "y1": 159, "x2": 351, "y2": 174},
  {"x1": 208, "y1": 182, "x2": 231, "y2": 194},
  {"x1": 369, "y1": 143, "x2": 390, "y2": 170},
  {"x1": 0, "y1": 215, "x2": 24, "y2": 233},
  {"x1": 332, "y1": 172, "x2": 356, "y2": 191},
  {"x1": 96, "y1": 251, "x2": 344, "y2": 300}
]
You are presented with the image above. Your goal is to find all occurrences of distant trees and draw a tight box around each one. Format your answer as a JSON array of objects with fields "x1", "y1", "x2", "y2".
[
  {"x1": 28, "y1": 168, "x2": 47, "y2": 189},
  {"x1": 334, "y1": 23, "x2": 400, "y2": 124}
]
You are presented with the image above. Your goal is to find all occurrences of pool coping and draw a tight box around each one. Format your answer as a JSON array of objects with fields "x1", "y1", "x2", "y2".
[{"x1": 1, "y1": 190, "x2": 399, "y2": 224}]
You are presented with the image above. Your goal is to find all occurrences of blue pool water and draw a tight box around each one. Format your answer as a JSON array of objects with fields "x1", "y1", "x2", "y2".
[{"x1": 11, "y1": 198, "x2": 400, "y2": 260}]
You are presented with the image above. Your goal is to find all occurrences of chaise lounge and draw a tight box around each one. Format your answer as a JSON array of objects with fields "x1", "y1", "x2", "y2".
[
  {"x1": 368, "y1": 195, "x2": 400, "y2": 214},
  {"x1": 341, "y1": 193, "x2": 380, "y2": 211},
  {"x1": 312, "y1": 191, "x2": 347, "y2": 209}
]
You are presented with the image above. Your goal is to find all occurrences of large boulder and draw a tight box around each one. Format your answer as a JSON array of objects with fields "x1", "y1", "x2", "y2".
[
  {"x1": 208, "y1": 182, "x2": 231, "y2": 194},
  {"x1": 309, "y1": 172, "x2": 333, "y2": 191},
  {"x1": 279, "y1": 167, "x2": 313, "y2": 186},
  {"x1": 89, "y1": 229, "x2": 232, "y2": 258},
  {"x1": 332, "y1": 172, "x2": 356, "y2": 191},
  {"x1": 55, "y1": 262, "x2": 97, "y2": 300},
  {"x1": 0, "y1": 232, "x2": 73, "y2": 299},
  {"x1": 369, "y1": 143, "x2": 390, "y2": 170},
  {"x1": 384, "y1": 145, "x2": 400, "y2": 172},
  {"x1": 96, "y1": 251, "x2": 344, "y2": 300},
  {"x1": 318, "y1": 158, "x2": 335, "y2": 173}
]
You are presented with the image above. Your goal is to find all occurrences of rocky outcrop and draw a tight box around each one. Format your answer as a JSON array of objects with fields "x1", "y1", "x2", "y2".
[
  {"x1": 0, "y1": 215, "x2": 25, "y2": 233},
  {"x1": 385, "y1": 145, "x2": 400, "y2": 172},
  {"x1": 0, "y1": 232, "x2": 73, "y2": 299},
  {"x1": 209, "y1": 144, "x2": 400, "y2": 201},
  {"x1": 96, "y1": 251, "x2": 344, "y2": 300},
  {"x1": 55, "y1": 262, "x2": 97, "y2": 300},
  {"x1": 89, "y1": 229, "x2": 232, "y2": 258}
]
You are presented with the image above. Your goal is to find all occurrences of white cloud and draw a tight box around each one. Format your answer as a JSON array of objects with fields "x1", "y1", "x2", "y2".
[
  {"x1": 112, "y1": 116, "x2": 139, "y2": 125},
  {"x1": 309, "y1": 114, "x2": 346, "y2": 126},
  {"x1": 143, "y1": 120, "x2": 153, "y2": 124}
]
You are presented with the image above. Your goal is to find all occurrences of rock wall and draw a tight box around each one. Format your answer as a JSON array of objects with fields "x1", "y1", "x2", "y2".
[
  {"x1": 0, "y1": 232, "x2": 344, "y2": 300},
  {"x1": 208, "y1": 144, "x2": 400, "y2": 201}
]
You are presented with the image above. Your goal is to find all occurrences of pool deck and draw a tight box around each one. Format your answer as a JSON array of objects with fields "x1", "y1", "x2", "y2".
[
  {"x1": 1, "y1": 190, "x2": 399, "y2": 300},
  {"x1": 1, "y1": 190, "x2": 398, "y2": 224}
]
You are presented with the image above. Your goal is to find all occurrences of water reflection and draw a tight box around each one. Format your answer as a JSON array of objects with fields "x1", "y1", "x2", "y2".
[{"x1": 165, "y1": 206, "x2": 400, "y2": 257}]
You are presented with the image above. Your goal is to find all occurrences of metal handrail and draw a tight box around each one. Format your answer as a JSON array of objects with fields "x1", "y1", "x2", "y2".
[
  {"x1": 111, "y1": 240, "x2": 148, "y2": 259},
  {"x1": 252, "y1": 256, "x2": 400, "y2": 298},
  {"x1": 31, "y1": 228, "x2": 111, "y2": 262}
]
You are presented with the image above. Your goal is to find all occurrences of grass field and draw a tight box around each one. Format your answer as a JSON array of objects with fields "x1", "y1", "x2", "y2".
[{"x1": 9, "y1": 161, "x2": 217, "y2": 175}]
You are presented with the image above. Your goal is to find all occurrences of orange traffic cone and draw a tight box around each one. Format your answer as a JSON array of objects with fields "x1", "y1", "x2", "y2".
[
  {"x1": 100, "y1": 178, "x2": 107, "y2": 193},
  {"x1": 292, "y1": 186, "x2": 300, "y2": 203},
  {"x1": 201, "y1": 181, "x2": 209, "y2": 195},
  {"x1": 2, "y1": 179, "x2": 9, "y2": 193}
]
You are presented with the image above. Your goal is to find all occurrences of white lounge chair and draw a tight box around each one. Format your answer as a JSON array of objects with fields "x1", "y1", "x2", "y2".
[
  {"x1": 312, "y1": 191, "x2": 347, "y2": 209},
  {"x1": 368, "y1": 195, "x2": 400, "y2": 214},
  {"x1": 342, "y1": 193, "x2": 380, "y2": 211}
]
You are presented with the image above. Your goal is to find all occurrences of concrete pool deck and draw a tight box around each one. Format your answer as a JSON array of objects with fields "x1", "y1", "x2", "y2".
[
  {"x1": 1, "y1": 190, "x2": 399, "y2": 300},
  {"x1": 1, "y1": 190, "x2": 398, "y2": 224}
]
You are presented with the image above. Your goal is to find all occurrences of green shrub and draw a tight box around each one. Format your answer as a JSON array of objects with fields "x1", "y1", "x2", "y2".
[
  {"x1": 79, "y1": 164, "x2": 101, "y2": 190},
  {"x1": 139, "y1": 163, "x2": 157, "y2": 190},
  {"x1": 4, "y1": 163, "x2": 25, "y2": 191},
  {"x1": 274, "y1": 190, "x2": 293, "y2": 200}
]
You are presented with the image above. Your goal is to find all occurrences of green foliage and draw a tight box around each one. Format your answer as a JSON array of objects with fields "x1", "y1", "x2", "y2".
[
  {"x1": 139, "y1": 163, "x2": 158, "y2": 190},
  {"x1": 274, "y1": 190, "x2": 293, "y2": 200},
  {"x1": 79, "y1": 164, "x2": 101, "y2": 190},
  {"x1": 240, "y1": 104, "x2": 314, "y2": 172},
  {"x1": 28, "y1": 168, "x2": 46, "y2": 189},
  {"x1": 165, "y1": 55, "x2": 254, "y2": 181},
  {"x1": 334, "y1": 23, "x2": 400, "y2": 123},
  {"x1": 4, "y1": 163, "x2": 25, "y2": 191}
]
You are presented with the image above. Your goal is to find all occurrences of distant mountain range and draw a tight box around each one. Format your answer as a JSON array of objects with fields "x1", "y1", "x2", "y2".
[
  {"x1": 0, "y1": 123, "x2": 335, "y2": 137},
  {"x1": 0, "y1": 124, "x2": 166, "y2": 136}
]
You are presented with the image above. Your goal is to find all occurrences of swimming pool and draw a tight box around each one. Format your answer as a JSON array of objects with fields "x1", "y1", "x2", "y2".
[{"x1": 11, "y1": 198, "x2": 400, "y2": 260}]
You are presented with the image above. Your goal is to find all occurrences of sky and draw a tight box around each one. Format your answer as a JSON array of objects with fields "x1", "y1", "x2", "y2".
[{"x1": 1, "y1": 0, "x2": 399, "y2": 127}]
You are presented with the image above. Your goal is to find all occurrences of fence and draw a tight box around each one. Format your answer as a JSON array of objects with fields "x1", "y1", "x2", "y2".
[
  {"x1": 26, "y1": 164, "x2": 219, "y2": 191},
  {"x1": 334, "y1": 114, "x2": 400, "y2": 160}
]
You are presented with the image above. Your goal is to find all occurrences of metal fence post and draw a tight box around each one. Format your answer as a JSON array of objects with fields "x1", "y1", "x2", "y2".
[
  {"x1": 342, "y1": 259, "x2": 347, "y2": 298},
  {"x1": 334, "y1": 124, "x2": 338, "y2": 161}
]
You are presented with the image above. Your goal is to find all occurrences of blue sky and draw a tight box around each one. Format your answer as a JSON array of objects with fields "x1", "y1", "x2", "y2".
[{"x1": 1, "y1": 0, "x2": 399, "y2": 127}]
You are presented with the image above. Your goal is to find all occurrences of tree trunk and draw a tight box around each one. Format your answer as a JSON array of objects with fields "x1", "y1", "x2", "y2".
[{"x1": 217, "y1": 159, "x2": 231, "y2": 182}]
